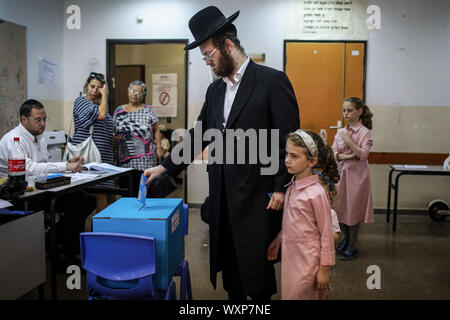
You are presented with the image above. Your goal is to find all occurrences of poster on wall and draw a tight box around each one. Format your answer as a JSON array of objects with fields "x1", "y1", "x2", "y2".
[
  {"x1": 152, "y1": 73, "x2": 178, "y2": 117},
  {"x1": 38, "y1": 59, "x2": 57, "y2": 86},
  {"x1": 285, "y1": 0, "x2": 370, "y2": 40}
]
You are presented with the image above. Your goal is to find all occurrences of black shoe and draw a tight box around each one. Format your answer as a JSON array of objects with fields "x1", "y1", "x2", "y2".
[
  {"x1": 335, "y1": 238, "x2": 348, "y2": 255},
  {"x1": 340, "y1": 247, "x2": 358, "y2": 260}
]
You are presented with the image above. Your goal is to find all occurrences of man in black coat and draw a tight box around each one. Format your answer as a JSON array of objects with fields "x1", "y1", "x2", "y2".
[{"x1": 144, "y1": 6, "x2": 299, "y2": 300}]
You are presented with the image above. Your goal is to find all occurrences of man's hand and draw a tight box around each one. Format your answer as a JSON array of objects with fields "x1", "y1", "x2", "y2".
[
  {"x1": 66, "y1": 161, "x2": 82, "y2": 173},
  {"x1": 266, "y1": 192, "x2": 285, "y2": 211},
  {"x1": 69, "y1": 156, "x2": 84, "y2": 164},
  {"x1": 143, "y1": 165, "x2": 167, "y2": 186},
  {"x1": 267, "y1": 232, "x2": 281, "y2": 261}
]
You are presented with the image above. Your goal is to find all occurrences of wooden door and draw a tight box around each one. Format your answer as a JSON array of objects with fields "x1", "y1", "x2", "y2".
[
  {"x1": 114, "y1": 65, "x2": 145, "y2": 107},
  {"x1": 345, "y1": 43, "x2": 365, "y2": 98},
  {"x1": 285, "y1": 41, "x2": 365, "y2": 145}
]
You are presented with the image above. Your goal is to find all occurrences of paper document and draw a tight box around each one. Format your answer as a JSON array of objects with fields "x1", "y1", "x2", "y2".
[
  {"x1": 137, "y1": 174, "x2": 148, "y2": 208},
  {"x1": 83, "y1": 162, "x2": 129, "y2": 173},
  {"x1": 65, "y1": 173, "x2": 100, "y2": 181},
  {"x1": 0, "y1": 199, "x2": 13, "y2": 209}
]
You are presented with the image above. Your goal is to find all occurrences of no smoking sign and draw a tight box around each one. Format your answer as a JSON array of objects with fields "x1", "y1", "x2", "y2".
[{"x1": 159, "y1": 91, "x2": 170, "y2": 106}]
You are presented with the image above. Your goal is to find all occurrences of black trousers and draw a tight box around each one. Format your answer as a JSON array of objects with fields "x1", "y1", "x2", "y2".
[{"x1": 218, "y1": 178, "x2": 272, "y2": 301}]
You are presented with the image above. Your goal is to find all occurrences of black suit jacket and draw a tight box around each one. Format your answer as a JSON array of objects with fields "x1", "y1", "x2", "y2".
[{"x1": 163, "y1": 59, "x2": 300, "y2": 296}]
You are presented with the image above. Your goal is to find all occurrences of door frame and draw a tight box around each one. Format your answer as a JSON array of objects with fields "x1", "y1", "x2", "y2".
[
  {"x1": 283, "y1": 40, "x2": 368, "y2": 101},
  {"x1": 106, "y1": 39, "x2": 189, "y2": 200}
]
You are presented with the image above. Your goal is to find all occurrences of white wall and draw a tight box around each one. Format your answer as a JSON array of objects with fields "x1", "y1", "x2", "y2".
[
  {"x1": 366, "y1": 0, "x2": 450, "y2": 106},
  {"x1": 0, "y1": 0, "x2": 63, "y2": 101}
]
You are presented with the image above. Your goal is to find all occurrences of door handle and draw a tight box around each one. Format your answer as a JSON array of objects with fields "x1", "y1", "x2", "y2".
[
  {"x1": 329, "y1": 120, "x2": 342, "y2": 129},
  {"x1": 112, "y1": 77, "x2": 116, "y2": 89}
]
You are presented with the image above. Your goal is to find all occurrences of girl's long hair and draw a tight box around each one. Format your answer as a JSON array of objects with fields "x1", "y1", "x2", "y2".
[
  {"x1": 345, "y1": 97, "x2": 373, "y2": 130},
  {"x1": 286, "y1": 130, "x2": 340, "y2": 207}
]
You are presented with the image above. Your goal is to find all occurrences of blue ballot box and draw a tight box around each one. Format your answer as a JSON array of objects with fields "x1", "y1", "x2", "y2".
[{"x1": 92, "y1": 197, "x2": 184, "y2": 290}]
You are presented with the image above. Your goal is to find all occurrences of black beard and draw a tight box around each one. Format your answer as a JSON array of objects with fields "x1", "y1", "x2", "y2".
[{"x1": 213, "y1": 48, "x2": 235, "y2": 78}]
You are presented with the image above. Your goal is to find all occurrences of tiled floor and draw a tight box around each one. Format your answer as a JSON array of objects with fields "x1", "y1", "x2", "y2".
[{"x1": 22, "y1": 209, "x2": 450, "y2": 300}]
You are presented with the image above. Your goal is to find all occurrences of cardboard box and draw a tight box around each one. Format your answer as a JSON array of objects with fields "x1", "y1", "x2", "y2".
[{"x1": 92, "y1": 198, "x2": 184, "y2": 290}]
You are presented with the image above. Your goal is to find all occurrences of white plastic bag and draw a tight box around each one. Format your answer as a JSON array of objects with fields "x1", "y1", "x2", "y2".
[{"x1": 63, "y1": 135, "x2": 102, "y2": 164}]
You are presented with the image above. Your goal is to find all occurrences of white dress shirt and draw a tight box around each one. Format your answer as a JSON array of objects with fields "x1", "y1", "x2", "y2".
[
  {"x1": 221, "y1": 57, "x2": 251, "y2": 129},
  {"x1": 0, "y1": 124, "x2": 66, "y2": 177}
]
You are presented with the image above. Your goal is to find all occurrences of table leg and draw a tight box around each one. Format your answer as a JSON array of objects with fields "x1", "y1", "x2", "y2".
[
  {"x1": 49, "y1": 196, "x2": 58, "y2": 300},
  {"x1": 386, "y1": 168, "x2": 394, "y2": 223},
  {"x1": 393, "y1": 173, "x2": 404, "y2": 232}
]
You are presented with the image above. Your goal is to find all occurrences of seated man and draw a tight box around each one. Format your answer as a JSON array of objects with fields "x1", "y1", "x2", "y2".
[{"x1": 0, "y1": 99, "x2": 96, "y2": 268}]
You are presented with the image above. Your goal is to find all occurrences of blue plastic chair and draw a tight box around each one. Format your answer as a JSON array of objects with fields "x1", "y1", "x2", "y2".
[
  {"x1": 176, "y1": 260, "x2": 193, "y2": 300},
  {"x1": 80, "y1": 232, "x2": 176, "y2": 300}
]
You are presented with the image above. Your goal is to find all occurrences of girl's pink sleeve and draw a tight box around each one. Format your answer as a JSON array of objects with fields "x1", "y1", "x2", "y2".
[
  {"x1": 311, "y1": 192, "x2": 335, "y2": 266},
  {"x1": 358, "y1": 131, "x2": 373, "y2": 161}
]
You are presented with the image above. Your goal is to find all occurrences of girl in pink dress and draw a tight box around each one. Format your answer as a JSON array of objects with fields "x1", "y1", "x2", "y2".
[
  {"x1": 267, "y1": 130, "x2": 339, "y2": 300},
  {"x1": 332, "y1": 97, "x2": 374, "y2": 260}
]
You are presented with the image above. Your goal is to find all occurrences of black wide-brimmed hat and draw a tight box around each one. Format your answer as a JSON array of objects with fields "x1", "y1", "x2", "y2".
[{"x1": 184, "y1": 6, "x2": 240, "y2": 50}]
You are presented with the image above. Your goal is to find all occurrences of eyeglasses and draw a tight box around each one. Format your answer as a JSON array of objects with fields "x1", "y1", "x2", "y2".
[
  {"x1": 28, "y1": 117, "x2": 48, "y2": 123},
  {"x1": 129, "y1": 89, "x2": 143, "y2": 95},
  {"x1": 202, "y1": 46, "x2": 219, "y2": 62}
]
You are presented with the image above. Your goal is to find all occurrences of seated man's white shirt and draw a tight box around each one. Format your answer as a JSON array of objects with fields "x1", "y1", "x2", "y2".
[{"x1": 0, "y1": 124, "x2": 66, "y2": 176}]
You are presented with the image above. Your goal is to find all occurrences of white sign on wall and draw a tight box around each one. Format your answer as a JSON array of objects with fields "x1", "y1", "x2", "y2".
[
  {"x1": 285, "y1": 0, "x2": 370, "y2": 40},
  {"x1": 152, "y1": 73, "x2": 178, "y2": 117}
]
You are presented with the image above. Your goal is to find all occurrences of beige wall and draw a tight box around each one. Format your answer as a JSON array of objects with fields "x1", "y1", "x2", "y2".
[
  {"x1": 370, "y1": 105, "x2": 450, "y2": 153},
  {"x1": 369, "y1": 105, "x2": 450, "y2": 209}
]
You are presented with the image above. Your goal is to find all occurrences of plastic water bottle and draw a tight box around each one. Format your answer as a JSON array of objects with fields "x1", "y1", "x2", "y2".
[
  {"x1": 8, "y1": 137, "x2": 27, "y2": 184},
  {"x1": 319, "y1": 128, "x2": 328, "y2": 143}
]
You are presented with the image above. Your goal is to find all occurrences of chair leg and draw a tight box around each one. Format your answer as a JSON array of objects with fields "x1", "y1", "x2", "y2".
[
  {"x1": 164, "y1": 280, "x2": 177, "y2": 300},
  {"x1": 185, "y1": 261, "x2": 192, "y2": 300},
  {"x1": 176, "y1": 260, "x2": 193, "y2": 300}
]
